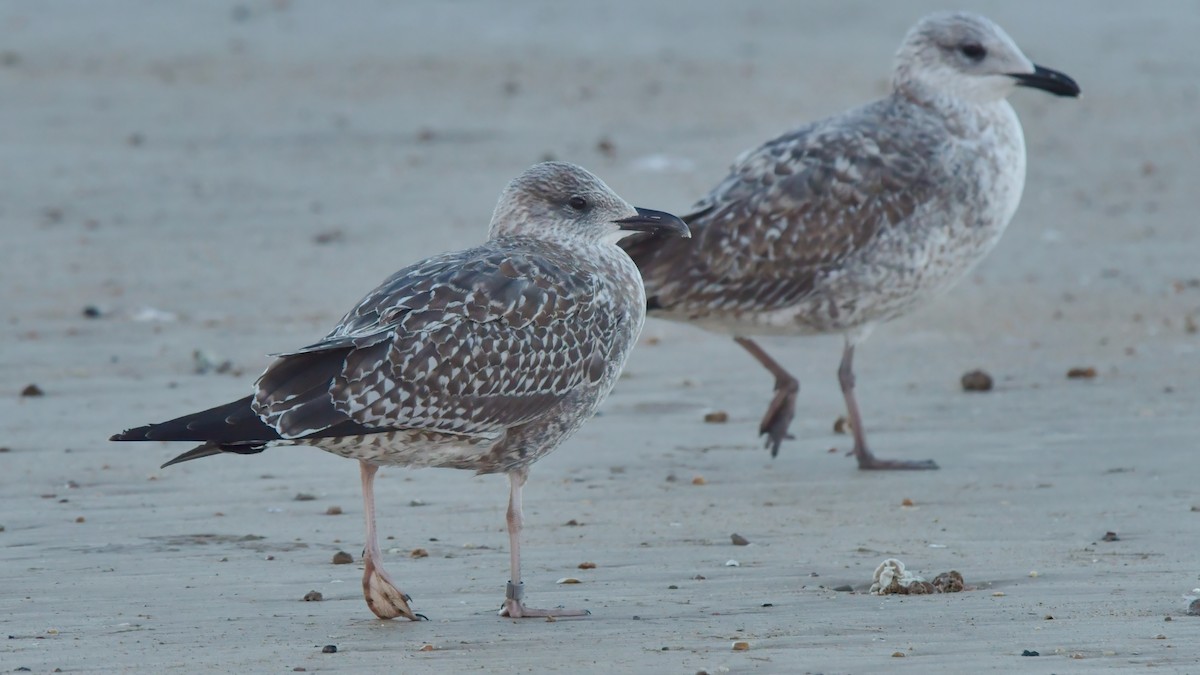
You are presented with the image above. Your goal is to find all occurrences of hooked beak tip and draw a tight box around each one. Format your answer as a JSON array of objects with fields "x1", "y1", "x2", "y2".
[{"x1": 615, "y1": 207, "x2": 691, "y2": 238}]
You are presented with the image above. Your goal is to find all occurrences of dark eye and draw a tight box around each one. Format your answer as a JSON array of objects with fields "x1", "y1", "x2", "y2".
[
  {"x1": 959, "y1": 43, "x2": 986, "y2": 61},
  {"x1": 568, "y1": 196, "x2": 588, "y2": 211}
]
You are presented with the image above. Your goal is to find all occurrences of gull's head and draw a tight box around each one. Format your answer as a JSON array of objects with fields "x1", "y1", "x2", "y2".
[
  {"x1": 489, "y1": 161, "x2": 690, "y2": 245},
  {"x1": 893, "y1": 12, "x2": 1080, "y2": 104}
]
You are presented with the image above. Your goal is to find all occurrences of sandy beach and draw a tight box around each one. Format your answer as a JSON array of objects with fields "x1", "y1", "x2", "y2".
[{"x1": 3, "y1": 1, "x2": 1199, "y2": 672}]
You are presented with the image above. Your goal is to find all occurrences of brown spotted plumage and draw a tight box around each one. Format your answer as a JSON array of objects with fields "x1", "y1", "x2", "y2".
[
  {"x1": 623, "y1": 12, "x2": 1078, "y2": 468},
  {"x1": 112, "y1": 161, "x2": 689, "y2": 620}
]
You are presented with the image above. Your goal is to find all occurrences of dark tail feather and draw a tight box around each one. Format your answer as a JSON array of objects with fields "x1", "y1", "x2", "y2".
[
  {"x1": 110, "y1": 395, "x2": 280, "y2": 444},
  {"x1": 160, "y1": 442, "x2": 265, "y2": 469}
]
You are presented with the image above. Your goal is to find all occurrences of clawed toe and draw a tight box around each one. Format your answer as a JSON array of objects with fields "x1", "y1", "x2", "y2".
[
  {"x1": 758, "y1": 384, "x2": 798, "y2": 457},
  {"x1": 855, "y1": 448, "x2": 939, "y2": 471},
  {"x1": 498, "y1": 580, "x2": 589, "y2": 619},
  {"x1": 858, "y1": 457, "x2": 940, "y2": 471},
  {"x1": 363, "y1": 558, "x2": 421, "y2": 621},
  {"x1": 500, "y1": 600, "x2": 591, "y2": 619}
]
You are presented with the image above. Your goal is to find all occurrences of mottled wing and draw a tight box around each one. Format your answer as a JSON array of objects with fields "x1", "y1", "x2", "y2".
[
  {"x1": 253, "y1": 241, "x2": 613, "y2": 439},
  {"x1": 623, "y1": 99, "x2": 949, "y2": 313}
]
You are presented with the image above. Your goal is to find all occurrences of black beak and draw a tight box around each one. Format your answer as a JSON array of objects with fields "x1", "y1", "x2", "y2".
[
  {"x1": 1009, "y1": 64, "x2": 1081, "y2": 98},
  {"x1": 615, "y1": 207, "x2": 691, "y2": 238}
]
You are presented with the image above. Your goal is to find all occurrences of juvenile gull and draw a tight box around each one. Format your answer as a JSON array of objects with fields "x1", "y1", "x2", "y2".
[
  {"x1": 623, "y1": 12, "x2": 1079, "y2": 469},
  {"x1": 111, "y1": 162, "x2": 689, "y2": 620}
]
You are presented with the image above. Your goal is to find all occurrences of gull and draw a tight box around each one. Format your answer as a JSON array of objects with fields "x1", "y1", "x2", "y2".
[
  {"x1": 622, "y1": 12, "x2": 1079, "y2": 469},
  {"x1": 112, "y1": 161, "x2": 689, "y2": 619}
]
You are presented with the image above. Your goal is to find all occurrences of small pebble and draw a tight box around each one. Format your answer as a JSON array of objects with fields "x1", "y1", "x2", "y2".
[
  {"x1": 703, "y1": 411, "x2": 728, "y2": 423},
  {"x1": 892, "y1": 651, "x2": 906, "y2": 658},
  {"x1": 578, "y1": 561, "x2": 597, "y2": 569},
  {"x1": 1101, "y1": 531, "x2": 1120, "y2": 542},
  {"x1": 82, "y1": 306, "x2": 102, "y2": 319},
  {"x1": 325, "y1": 506, "x2": 343, "y2": 515},
  {"x1": 691, "y1": 476, "x2": 707, "y2": 486},
  {"x1": 20, "y1": 384, "x2": 45, "y2": 397},
  {"x1": 1067, "y1": 366, "x2": 1097, "y2": 379},
  {"x1": 409, "y1": 548, "x2": 428, "y2": 558},
  {"x1": 293, "y1": 493, "x2": 316, "y2": 501},
  {"x1": 1187, "y1": 599, "x2": 1200, "y2": 616},
  {"x1": 833, "y1": 415, "x2": 850, "y2": 434},
  {"x1": 960, "y1": 369, "x2": 993, "y2": 392},
  {"x1": 556, "y1": 577, "x2": 581, "y2": 584},
  {"x1": 303, "y1": 591, "x2": 323, "y2": 602},
  {"x1": 1021, "y1": 650, "x2": 1039, "y2": 656},
  {"x1": 724, "y1": 559, "x2": 740, "y2": 567},
  {"x1": 321, "y1": 645, "x2": 337, "y2": 654},
  {"x1": 74, "y1": 516, "x2": 85, "y2": 523},
  {"x1": 992, "y1": 591, "x2": 1006, "y2": 597},
  {"x1": 418, "y1": 644, "x2": 435, "y2": 652},
  {"x1": 730, "y1": 533, "x2": 750, "y2": 546},
  {"x1": 564, "y1": 519, "x2": 581, "y2": 526},
  {"x1": 331, "y1": 551, "x2": 353, "y2": 565},
  {"x1": 901, "y1": 498, "x2": 914, "y2": 507},
  {"x1": 312, "y1": 229, "x2": 344, "y2": 245},
  {"x1": 731, "y1": 641, "x2": 749, "y2": 651}
]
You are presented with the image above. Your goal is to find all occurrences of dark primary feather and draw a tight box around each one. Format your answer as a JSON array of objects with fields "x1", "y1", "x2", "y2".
[
  {"x1": 110, "y1": 396, "x2": 275, "y2": 444},
  {"x1": 109, "y1": 394, "x2": 388, "y2": 467},
  {"x1": 621, "y1": 98, "x2": 949, "y2": 314}
]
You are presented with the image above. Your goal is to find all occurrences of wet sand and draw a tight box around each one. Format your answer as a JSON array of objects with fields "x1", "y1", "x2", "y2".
[{"x1": 3, "y1": 1, "x2": 1199, "y2": 672}]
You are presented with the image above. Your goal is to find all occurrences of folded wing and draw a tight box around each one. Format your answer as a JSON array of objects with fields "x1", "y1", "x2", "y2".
[
  {"x1": 623, "y1": 100, "x2": 948, "y2": 314},
  {"x1": 254, "y1": 242, "x2": 612, "y2": 441}
]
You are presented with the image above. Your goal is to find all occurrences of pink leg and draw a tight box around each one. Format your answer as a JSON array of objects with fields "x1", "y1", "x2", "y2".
[
  {"x1": 499, "y1": 468, "x2": 589, "y2": 619},
  {"x1": 838, "y1": 341, "x2": 938, "y2": 471},
  {"x1": 733, "y1": 336, "x2": 799, "y2": 457},
  {"x1": 359, "y1": 461, "x2": 423, "y2": 620}
]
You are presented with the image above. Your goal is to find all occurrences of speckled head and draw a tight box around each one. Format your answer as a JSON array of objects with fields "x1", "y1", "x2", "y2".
[
  {"x1": 489, "y1": 161, "x2": 689, "y2": 245},
  {"x1": 893, "y1": 12, "x2": 1080, "y2": 104}
]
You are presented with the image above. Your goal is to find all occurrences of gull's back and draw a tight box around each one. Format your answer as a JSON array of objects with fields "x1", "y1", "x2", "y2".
[{"x1": 622, "y1": 12, "x2": 1037, "y2": 336}]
